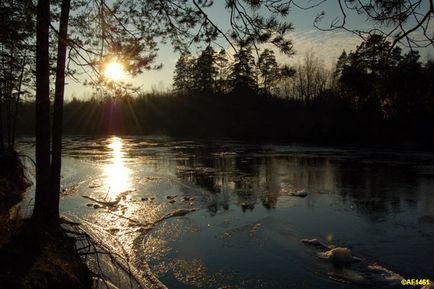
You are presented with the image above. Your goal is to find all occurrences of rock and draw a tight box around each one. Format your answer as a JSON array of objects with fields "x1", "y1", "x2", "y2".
[
  {"x1": 318, "y1": 247, "x2": 359, "y2": 267},
  {"x1": 302, "y1": 238, "x2": 407, "y2": 288}
]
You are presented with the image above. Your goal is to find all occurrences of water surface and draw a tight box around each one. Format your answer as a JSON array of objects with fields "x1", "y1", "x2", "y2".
[{"x1": 18, "y1": 136, "x2": 434, "y2": 288}]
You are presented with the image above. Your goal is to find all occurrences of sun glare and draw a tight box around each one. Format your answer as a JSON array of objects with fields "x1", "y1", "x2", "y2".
[
  {"x1": 104, "y1": 137, "x2": 131, "y2": 198},
  {"x1": 103, "y1": 61, "x2": 125, "y2": 82}
]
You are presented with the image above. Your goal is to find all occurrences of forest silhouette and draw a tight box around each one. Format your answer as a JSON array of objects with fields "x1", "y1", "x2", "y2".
[{"x1": 14, "y1": 35, "x2": 434, "y2": 144}]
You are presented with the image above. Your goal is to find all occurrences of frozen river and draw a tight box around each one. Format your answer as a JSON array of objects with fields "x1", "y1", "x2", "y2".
[{"x1": 17, "y1": 136, "x2": 434, "y2": 288}]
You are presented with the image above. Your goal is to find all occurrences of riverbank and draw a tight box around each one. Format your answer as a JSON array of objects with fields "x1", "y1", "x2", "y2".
[
  {"x1": 0, "y1": 219, "x2": 94, "y2": 289},
  {"x1": 0, "y1": 149, "x2": 30, "y2": 246},
  {"x1": 0, "y1": 150, "x2": 93, "y2": 289},
  {"x1": 0, "y1": 149, "x2": 30, "y2": 215}
]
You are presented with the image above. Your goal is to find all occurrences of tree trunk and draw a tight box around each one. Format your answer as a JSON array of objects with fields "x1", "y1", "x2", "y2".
[
  {"x1": 0, "y1": 90, "x2": 4, "y2": 152},
  {"x1": 6, "y1": 44, "x2": 15, "y2": 148},
  {"x1": 0, "y1": 45, "x2": 4, "y2": 152},
  {"x1": 33, "y1": 0, "x2": 53, "y2": 221},
  {"x1": 11, "y1": 52, "x2": 27, "y2": 149},
  {"x1": 51, "y1": 0, "x2": 71, "y2": 218}
]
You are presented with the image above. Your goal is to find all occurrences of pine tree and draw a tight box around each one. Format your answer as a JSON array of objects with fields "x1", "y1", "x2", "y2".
[
  {"x1": 215, "y1": 49, "x2": 230, "y2": 94},
  {"x1": 193, "y1": 46, "x2": 217, "y2": 93},
  {"x1": 0, "y1": 0, "x2": 34, "y2": 151},
  {"x1": 334, "y1": 50, "x2": 348, "y2": 80},
  {"x1": 339, "y1": 35, "x2": 403, "y2": 109},
  {"x1": 173, "y1": 53, "x2": 195, "y2": 94},
  {"x1": 230, "y1": 46, "x2": 257, "y2": 93},
  {"x1": 258, "y1": 49, "x2": 280, "y2": 95}
]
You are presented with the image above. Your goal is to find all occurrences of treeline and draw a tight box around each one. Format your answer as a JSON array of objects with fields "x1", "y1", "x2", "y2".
[
  {"x1": 0, "y1": 0, "x2": 34, "y2": 151},
  {"x1": 173, "y1": 44, "x2": 330, "y2": 100},
  {"x1": 15, "y1": 91, "x2": 351, "y2": 140},
  {"x1": 173, "y1": 45, "x2": 295, "y2": 95},
  {"x1": 14, "y1": 35, "x2": 434, "y2": 143}
]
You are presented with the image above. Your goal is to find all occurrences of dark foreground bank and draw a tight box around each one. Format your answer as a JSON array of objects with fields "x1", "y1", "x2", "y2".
[{"x1": 0, "y1": 150, "x2": 93, "y2": 289}]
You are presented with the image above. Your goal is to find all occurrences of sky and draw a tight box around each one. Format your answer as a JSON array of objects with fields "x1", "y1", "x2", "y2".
[{"x1": 65, "y1": 1, "x2": 433, "y2": 100}]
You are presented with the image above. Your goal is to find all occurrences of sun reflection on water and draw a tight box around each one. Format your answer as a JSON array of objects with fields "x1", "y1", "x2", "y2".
[{"x1": 104, "y1": 137, "x2": 131, "y2": 198}]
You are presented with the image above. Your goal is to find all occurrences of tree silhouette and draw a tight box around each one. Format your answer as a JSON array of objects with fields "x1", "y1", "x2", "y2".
[
  {"x1": 333, "y1": 33, "x2": 434, "y2": 131},
  {"x1": 258, "y1": 49, "x2": 280, "y2": 95},
  {"x1": 378, "y1": 50, "x2": 431, "y2": 120},
  {"x1": 338, "y1": 34, "x2": 401, "y2": 110},
  {"x1": 173, "y1": 53, "x2": 195, "y2": 94},
  {"x1": 0, "y1": 0, "x2": 34, "y2": 151},
  {"x1": 214, "y1": 49, "x2": 230, "y2": 94},
  {"x1": 193, "y1": 46, "x2": 217, "y2": 93},
  {"x1": 230, "y1": 46, "x2": 257, "y2": 93},
  {"x1": 33, "y1": 0, "x2": 52, "y2": 221},
  {"x1": 350, "y1": 35, "x2": 396, "y2": 76},
  {"x1": 284, "y1": 50, "x2": 329, "y2": 102},
  {"x1": 50, "y1": 0, "x2": 71, "y2": 220},
  {"x1": 333, "y1": 50, "x2": 348, "y2": 83}
]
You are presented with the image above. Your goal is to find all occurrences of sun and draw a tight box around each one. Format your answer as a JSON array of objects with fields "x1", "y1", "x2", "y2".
[{"x1": 103, "y1": 61, "x2": 125, "y2": 82}]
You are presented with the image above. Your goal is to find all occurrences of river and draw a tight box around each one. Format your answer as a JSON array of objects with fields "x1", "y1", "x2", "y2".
[{"x1": 17, "y1": 136, "x2": 434, "y2": 289}]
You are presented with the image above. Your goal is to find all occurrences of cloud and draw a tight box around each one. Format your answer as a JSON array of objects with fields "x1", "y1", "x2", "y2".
[
  {"x1": 284, "y1": 24, "x2": 434, "y2": 67},
  {"x1": 276, "y1": 30, "x2": 362, "y2": 68}
]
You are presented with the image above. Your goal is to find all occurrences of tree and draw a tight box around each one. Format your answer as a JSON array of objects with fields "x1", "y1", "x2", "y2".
[
  {"x1": 334, "y1": 33, "x2": 434, "y2": 127},
  {"x1": 258, "y1": 49, "x2": 280, "y2": 95},
  {"x1": 230, "y1": 46, "x2": 257, "y2": 93},
  {"x1": 193, "y1": 46, "x2": 217, "y2": 92},
  {"x1": 33, "y1": 0, "x2": 52, "y2": 221},
  {"x1": 338, "y1": 34, "x2": 402, "y2": 109},
  {"x1": 284, "y1": 50, "x2": 329, "y2": 102},
  {"x1": 173, "y1": 53, "x2": 195, "y2": 94},
  {"x1": 214, "y1": 49, "x2": 230, "y2": 94},
  {"x1": 333, "y1": 50, "x2": 348, "y2": 82},
  {"x1": 350, "y1": 35, "x2": 394, "y2": 76},
  {"x1": 275, "y1": 64, "x2": 296, "y2": 97},
  {"x1": 0, "y1": 0, "x2": 34, "y2": 151},
  {"x1": 50, "y1": 0, "x2": 71, "y2": 220},
  {"x1": 377, "y1": 50, "x2": 429, "y2": 119}
]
